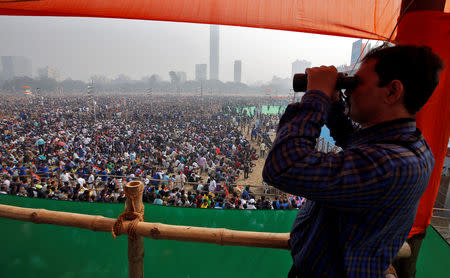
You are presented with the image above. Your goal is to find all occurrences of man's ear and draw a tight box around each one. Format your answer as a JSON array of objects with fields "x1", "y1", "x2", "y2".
[{"x1": 385, "y1": 79, "x2": 404, "y2": 105}]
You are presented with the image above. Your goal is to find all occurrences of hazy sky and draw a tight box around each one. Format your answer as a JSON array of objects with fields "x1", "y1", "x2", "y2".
[{"x1": 0, "y1": 16, "x2": 377, "y2": 84}]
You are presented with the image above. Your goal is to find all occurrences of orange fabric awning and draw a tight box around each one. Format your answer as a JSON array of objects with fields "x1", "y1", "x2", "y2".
[
  {"x1": 0, "y1": 0, "x2": 404, "y2": 40},
  {"x1": 396, "y1": 11, "x2": 450, "y2": 237}
]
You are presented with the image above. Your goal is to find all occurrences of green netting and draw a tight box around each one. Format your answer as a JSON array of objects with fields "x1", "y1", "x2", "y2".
[
  {"x1": 0, "y1": 195, "x2": 448, "y2": 277},
  {"x1": 416, "y1": 225, "x2": 450, "y2": 277},
  {"x1": 237, "y1": 105, "x2": 286, "y2": 116},
  {"x1": 0, "y1": 195, "x2": 295, "y2": 277}
]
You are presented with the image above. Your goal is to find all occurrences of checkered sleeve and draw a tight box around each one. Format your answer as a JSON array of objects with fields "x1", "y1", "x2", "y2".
[{"x1": 263, "y1": 91, "x2": 394, "y2": 210}]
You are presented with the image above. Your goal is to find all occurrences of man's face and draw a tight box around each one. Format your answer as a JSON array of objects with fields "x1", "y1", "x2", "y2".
[{"x1": 347, "y1": 59, "x2": 387, "y2": 126}]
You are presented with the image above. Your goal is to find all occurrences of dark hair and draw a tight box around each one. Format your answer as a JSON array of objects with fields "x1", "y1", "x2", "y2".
[{"x1": 362, "y1": 45, "x2": 444, "y2": 114}]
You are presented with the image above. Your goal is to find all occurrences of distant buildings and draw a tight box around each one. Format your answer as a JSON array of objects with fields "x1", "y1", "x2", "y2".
[
  {"x1": 176, "y1": 71, "x2": 187, "y2": 83},
  {"x1": 350, "y1": 39, "x2": 371, "y2": 66},
  {"x1": 234, "y1": 60, "x2": 242, "y2": 83},
  {"x1": 38, "y1": 66, "x2": 60, "y2": 81},
  {"x1": 291, "y1": 59, "x2": 311, "y2": 78},
  {"x1": 332, "y1": 39, "x2": 374, "y2": 75},
  {"x1": 195, "y1": 64, "x2": 207, "y2": 81},
  {"x1": 332, "y1": 39, "x2": 373, "y2": 75},
  {"x1": 210, "y1": 25, "x2": 220, "y2": 80},
  {"x1": 0, "y1": 56, "x2": 32, "y2": 80},
  {"x1": 336, "y1": 64, "x2": 354, "y2": 74}
]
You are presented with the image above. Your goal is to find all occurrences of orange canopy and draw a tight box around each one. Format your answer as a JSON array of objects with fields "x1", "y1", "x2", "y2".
[
  {"x1": 0, "y1": 0, "x2": 405, "y2": 40},
  {"x1": 396, "y1": 11, "x2": 450, "y2": 236}
]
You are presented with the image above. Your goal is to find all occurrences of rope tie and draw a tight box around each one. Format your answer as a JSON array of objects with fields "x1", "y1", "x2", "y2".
[
  {"x1": 112, "y1": 187, "x2": 145, "y2": 240},
  {"x1": 112, "y1": 208, "x2": 144, "y2": 240}
]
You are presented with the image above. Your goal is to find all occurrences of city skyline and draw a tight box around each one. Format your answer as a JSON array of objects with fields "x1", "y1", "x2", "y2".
[
  {"x1": 1, "y1": 56, "x2": 32, "y2": 80},
  {"x1": 0, "y1": 16, "x2": 381, "y2": 85}
]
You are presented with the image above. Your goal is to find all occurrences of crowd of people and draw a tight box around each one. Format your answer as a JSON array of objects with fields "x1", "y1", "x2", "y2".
[{"x1": 0, "y1": 93, "x2": 301, "y2": 209}]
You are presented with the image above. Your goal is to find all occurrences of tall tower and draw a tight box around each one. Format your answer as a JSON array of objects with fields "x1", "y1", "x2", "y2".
[
  {"x1": 195, "y1": 64, "x2": 207, "y2": 81},
  {"x1": 350, "y1": 39, "x2": 370, "y2": 66},
  {"x1": 210, "y1": 25, "x2": 219, "y2": 80},
  {"x1": 234, "y1": 60, "x2": 242, "y2": 83},
  {"x1": 291, "y1": 59, "x2": 311, "y2": 78}
]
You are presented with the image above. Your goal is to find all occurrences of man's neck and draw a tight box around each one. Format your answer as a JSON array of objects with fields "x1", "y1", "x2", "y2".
[{"x1": 360, "y1": 109, "x2": 412, "y2": 129}]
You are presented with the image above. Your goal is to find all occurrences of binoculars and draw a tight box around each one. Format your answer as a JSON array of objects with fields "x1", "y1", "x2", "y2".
[{"x1": 293, "y1": 73, "x2": 359, "y2": 92}]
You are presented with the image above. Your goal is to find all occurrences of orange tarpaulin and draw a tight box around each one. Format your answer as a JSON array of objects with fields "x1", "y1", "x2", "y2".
[
  {"x1": 396, "y1": 11, "x2": 450, "y2": 237},
  {"x1": 0, "y1": 0, "x2": 403, "y2": 40}
]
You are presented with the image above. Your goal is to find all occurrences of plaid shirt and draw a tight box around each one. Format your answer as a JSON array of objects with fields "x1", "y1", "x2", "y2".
[{"x1": 263, "y1": 91, "x2": 434, "y2": 278}]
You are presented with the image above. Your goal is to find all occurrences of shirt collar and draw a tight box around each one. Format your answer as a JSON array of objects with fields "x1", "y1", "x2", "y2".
[{"x1": 349, "y1": 118, "x2": 420, "y2": 146}]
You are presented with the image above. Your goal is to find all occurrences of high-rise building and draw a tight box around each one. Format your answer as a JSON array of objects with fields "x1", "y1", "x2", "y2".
[
  {"x1": 38, "y1": 66, "x2": 60, "y2": 81},
  {"x1": 195, "y1": 64, "x2": 207, "y2": 81},
  {"x1": 210, "y1": 25, "x2": 219, "y2": 80},
  {"x1": 291, "y1": 59, "x2": 311, "y2": 78},
  {"x1": 234, "y1": 60, "x2": 242, "y2": 83},
  {"x1": 1, "y1": 56, "x2": 32, "y2": 80},
  {"x1": 336, "y1": 64, "x2": 354, "y2": 75},
  {"x1": 350, "y1": 39, "x2": 371, "y2": 66},
  {"x1": 177, "y1": 71, "x2": 187, "y2": 83}
]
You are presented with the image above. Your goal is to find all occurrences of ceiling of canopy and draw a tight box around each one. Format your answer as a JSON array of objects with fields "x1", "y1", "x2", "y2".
[{"x1": 0, "y1": 0, "x2": 448, "y2": 41}]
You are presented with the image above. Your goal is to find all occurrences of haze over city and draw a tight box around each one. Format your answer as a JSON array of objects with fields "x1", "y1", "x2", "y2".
[{"x1": 0, "y1": 16, "x2": 374, "y2": 85}]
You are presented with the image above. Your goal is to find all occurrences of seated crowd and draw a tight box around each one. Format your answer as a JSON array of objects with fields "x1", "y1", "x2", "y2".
[
  {"x1": 1, "y1": 94, "x2": 298, "y2": 209},
  {"x1": 0, "y1": 172, "x2": 305, "y2": 210}
]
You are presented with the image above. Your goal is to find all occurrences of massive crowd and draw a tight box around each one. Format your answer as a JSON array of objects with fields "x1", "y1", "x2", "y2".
[{"x1": 0, "y1": 94, "x2": 304, "y2": 209}]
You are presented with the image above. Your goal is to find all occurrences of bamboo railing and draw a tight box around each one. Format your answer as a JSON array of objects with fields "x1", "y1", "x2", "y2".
[
  {"x1": 0, "y1": 180, "x2": 411, "y2": 278},
  {"x1": 0, "y1": 203, "x2": 289, "y2": 249}
]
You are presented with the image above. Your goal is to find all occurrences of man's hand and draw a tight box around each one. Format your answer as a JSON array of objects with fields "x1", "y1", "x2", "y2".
[{"x1": 306, "y1": 66, "x2": 338, "y2": 100}]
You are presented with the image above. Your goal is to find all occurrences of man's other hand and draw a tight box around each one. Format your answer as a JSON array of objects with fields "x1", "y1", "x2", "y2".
[{"x1": 306, "y1": 66, "x2": 338, "y2": 100}]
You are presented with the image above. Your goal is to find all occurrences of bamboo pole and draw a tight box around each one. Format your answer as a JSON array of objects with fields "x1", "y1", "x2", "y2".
[
  {"x1": 0, "y1": 203, "x2": 411, "y2": 258},
  {"x1": 124, "y1": 181, "x2": 145, "y2": 278},
  {"x1": 0, "y1": 203, "x2": 289, "y2": 249}
]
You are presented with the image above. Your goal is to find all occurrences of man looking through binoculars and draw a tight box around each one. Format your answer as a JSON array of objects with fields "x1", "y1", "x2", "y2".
[{"x1": 263, "y1": 45, "x2": 444, "y2": 278}]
